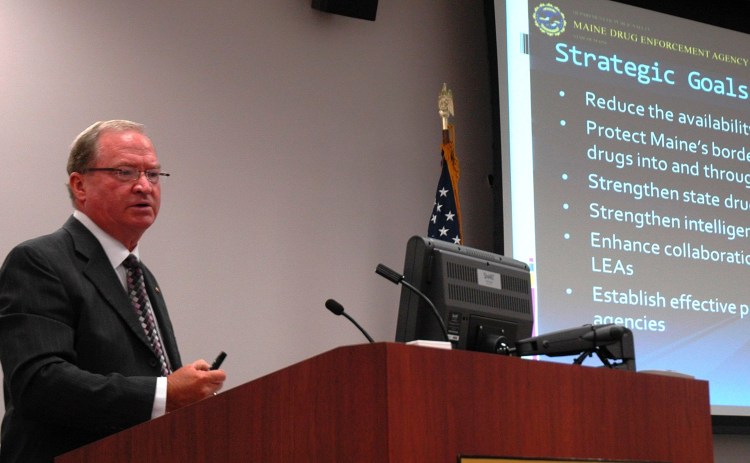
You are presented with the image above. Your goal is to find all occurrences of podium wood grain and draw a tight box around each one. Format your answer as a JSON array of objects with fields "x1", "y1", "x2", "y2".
[{"x1": 57, "y1": 343, "x2": 713, "y2": 462}]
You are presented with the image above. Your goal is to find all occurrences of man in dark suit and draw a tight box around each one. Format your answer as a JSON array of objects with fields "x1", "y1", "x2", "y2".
[{"x1": 0, "y1": 120, "x2": 226, "y2": 462}]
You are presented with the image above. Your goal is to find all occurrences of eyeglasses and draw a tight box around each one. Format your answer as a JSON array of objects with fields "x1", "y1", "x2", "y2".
[{"x1": 83, "y1": 167, "x2": 170, "y2": 185}]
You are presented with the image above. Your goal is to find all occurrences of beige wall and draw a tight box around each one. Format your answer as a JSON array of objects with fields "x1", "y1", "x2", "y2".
[{"x1": 0, "y1": 0, "x2": 492, "y2": 409}]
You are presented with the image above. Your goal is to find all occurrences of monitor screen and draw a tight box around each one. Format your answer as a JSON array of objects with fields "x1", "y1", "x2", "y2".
[{"x1": 395, "y1": 236, "x2": 533, "y2": 352}]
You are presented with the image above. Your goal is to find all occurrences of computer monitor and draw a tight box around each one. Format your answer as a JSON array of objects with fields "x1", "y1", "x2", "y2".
[{"x1": 395, "y1": 236, "x2": 534, "y2": 352}]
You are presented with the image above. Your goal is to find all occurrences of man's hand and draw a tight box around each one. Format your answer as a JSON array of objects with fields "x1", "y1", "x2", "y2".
[{"x1": 166, "y1": 359, "x2": 226, "y2": 412}]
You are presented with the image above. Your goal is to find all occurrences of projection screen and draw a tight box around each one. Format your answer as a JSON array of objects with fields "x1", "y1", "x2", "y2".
[{"x1": 493, "y1": 0, "x2": 750, "y2": 417}]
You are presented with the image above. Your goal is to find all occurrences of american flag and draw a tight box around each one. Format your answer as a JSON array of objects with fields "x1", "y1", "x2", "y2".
[{"x1": 427, "y1": 125, "x2": 462, "y2": 244}]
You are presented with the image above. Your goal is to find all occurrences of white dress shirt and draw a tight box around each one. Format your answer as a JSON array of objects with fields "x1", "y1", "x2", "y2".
[{"x1": 72, "y1": 210, "x2": 168, "y2": 418}]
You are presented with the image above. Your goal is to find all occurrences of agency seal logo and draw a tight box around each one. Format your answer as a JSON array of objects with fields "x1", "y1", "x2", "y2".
[{"x1": 533, "y1": 3, "x2": 566, "y2": 36}]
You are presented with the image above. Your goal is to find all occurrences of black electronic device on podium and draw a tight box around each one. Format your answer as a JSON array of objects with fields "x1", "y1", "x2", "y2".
[{"x1": 380, "y1": 235, "x2": 636, "y2": 371}]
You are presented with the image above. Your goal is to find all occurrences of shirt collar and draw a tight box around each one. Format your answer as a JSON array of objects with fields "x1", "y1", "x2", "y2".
[{"x1": 73, "y1": 210, "x2": 140, "y2": 268}]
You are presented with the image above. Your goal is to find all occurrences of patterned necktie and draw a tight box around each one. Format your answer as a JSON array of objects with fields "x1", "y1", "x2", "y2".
[{"x1": 123, "y1": 254, "x2": 171, "y2": 376}]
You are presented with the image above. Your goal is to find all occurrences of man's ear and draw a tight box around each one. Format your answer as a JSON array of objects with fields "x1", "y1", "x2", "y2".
[{"x1": 68, "y1": 173, "x2": 86, "y2": 204}]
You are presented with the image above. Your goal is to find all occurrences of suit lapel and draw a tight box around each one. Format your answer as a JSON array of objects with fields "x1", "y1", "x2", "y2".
[{"x1": 64, "y1": 218, "x2": 155, "y2": 354}]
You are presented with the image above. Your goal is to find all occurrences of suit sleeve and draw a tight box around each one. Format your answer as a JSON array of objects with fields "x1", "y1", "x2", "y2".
[{"x1": 0, "y1": 243, "x2": 156, "y2": 435}]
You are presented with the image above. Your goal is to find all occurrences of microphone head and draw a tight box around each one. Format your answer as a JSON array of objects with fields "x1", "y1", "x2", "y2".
[
  {"x1": 325, "y1": 298, "x2": 345, "y2": 316},
  {"x1": 375, "y1": 263, "x2": 404, "y2": 284}
]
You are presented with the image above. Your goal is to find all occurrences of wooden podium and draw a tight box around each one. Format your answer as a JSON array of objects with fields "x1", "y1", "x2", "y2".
[{"x1": 57, "y1": 343, "x2": 713, "y2": 462}]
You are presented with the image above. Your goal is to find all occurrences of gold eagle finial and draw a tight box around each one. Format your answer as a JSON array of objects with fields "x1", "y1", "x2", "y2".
[{"x1": 438, "y1": 83, "x2": 454, "y2": 130}]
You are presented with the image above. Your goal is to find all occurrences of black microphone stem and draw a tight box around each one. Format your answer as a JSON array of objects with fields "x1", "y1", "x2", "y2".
[
  {"x1": 400, "y1": 280, "x2": 450, "y2": 342},
  {"x1": 341, "y1": 312, "x2": 375, "y2": 343},
  {"x1": 375, "y1": 263, "x2": 450, "y2": 343},
  {"x1": 326, "y1": 298, "x2": 375, "y2": 344}
]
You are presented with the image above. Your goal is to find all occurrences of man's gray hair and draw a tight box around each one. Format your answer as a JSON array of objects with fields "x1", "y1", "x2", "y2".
[{"x1": 67, "y1": 120, "x2": 145, "y2": 174}]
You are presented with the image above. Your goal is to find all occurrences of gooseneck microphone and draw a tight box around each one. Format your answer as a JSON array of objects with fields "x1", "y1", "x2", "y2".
[
  {"x1": 375, "y1": 263, "x2": 450, "y2": 342},
  {"x1": 324, "y1": 298, "x2": 375, "y2": 343}
]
